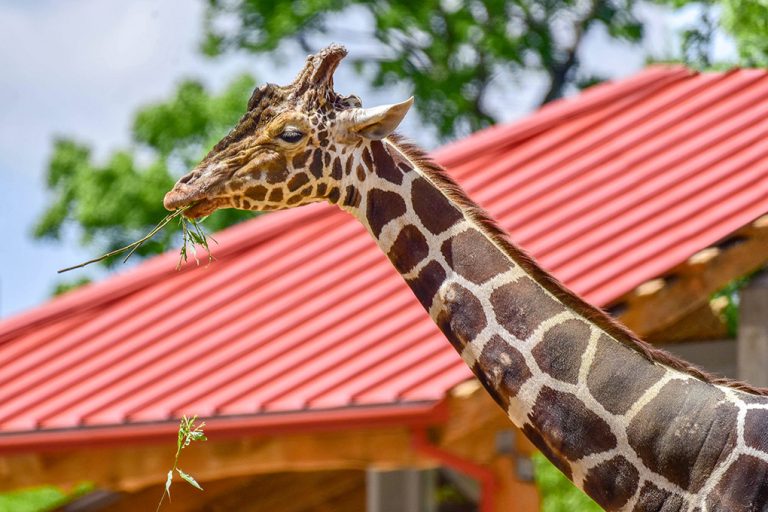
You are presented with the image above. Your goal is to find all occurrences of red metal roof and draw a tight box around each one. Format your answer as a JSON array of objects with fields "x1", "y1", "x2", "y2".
[{"x1": 2, "y1": 66, "x2": 768, "y2": 448}]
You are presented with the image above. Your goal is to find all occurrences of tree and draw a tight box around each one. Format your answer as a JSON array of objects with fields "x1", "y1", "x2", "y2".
[
  {"x1": 648, "y1": 0, "x2": 768, "y2": 68},
  {"x1": 35, "y1": 74, "x2": 258, "y2": 276},
  {"x1": 201, "y1": 0, "x2": 644, "y2": 139},
  {"x1": 717, "y1": 0, "x2": 768, "y2": 66},
  {"x1": 38, "y1": 0, "x2": 768, "y2": 278}
]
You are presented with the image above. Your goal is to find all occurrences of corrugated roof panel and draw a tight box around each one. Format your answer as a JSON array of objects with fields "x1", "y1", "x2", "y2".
[{"x1": 2, "y1": 66, "x2": 768, "y2": 441}]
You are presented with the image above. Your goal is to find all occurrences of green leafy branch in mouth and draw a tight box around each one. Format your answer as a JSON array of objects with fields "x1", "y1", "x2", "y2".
[{"x1": 57, "y1": 204, "x2": 216, "y2": 273}]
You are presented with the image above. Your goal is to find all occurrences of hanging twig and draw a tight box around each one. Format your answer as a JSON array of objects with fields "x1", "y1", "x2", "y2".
[{"x1": 57, "y1": 204, "x2": 214, "y2": 273}]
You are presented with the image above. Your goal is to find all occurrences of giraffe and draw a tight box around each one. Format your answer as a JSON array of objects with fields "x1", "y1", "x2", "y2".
[{"x1": 163, "y1": 44, "x2": 768, "y2": 511}]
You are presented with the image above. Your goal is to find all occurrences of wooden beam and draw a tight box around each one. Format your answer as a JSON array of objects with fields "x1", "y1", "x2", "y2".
[
  {"x1": 614, "y1": 217, "x2": 768, "y2": 339},
  {"x1": 0, "y1": 427, "x2": 426, "y2": 493},
  {"x1": 645, "y1": 301, "x2": 728, "y2": 343},
  {"x1": 73, "y1": 469, "x2": 366, "y2": 512}
]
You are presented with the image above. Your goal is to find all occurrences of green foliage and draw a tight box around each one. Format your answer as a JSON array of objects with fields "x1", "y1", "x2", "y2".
[
  {"x1": 56, "y1": 205, "x2": 214, "y2": 274},
  {"x1": 52, "y1": 276, "x2": 92, "y2": 296},
  {"x1": 532, "y1": 452, "x2": 603, "y2": 512},
  {"x1": 156, "y1": 416, "x2": 207, "y2": 512},
  {"x1": 202, "y1": 0, "x2": 644, "y2": 139},
  {"x1": 0, "y1": 483, "x2": 92, "y2": 512},
  {"x1": 721, "y1": 0, "x2": 768, "y2": 66},
  {"x1": 711, "y1": 272, "x2": 757, "y2": 337},
  {"x1": 36, "y1": 75, "x2": 258, "y2": 275},
  {"x1": 653, "y1": 0, "x2": 768, "y2": 69}
]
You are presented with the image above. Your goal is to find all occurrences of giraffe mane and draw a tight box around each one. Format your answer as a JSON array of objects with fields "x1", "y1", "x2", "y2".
[{"x1": 387, "y1": 133, "x2": 768, "y2": 397}]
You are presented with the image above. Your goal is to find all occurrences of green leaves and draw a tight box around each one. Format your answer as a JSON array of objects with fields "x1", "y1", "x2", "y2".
[
  {"x1": 202, "y1": 0, "x2": 646, "y2": 140},
  {"x1": 721, "y1": 0, "x2": 768, "y2": 66},
  {"x1": 532, "y1": 452, "x2": 602, "y2": 512},
  {"x1": 132, "y1": 75, "x2": 256, "y2": 168},
  {"x1": 654, "y1": 0, "x2": 768, "y2": 69},
  {"x1": 163, "y1": 470, "x2": 173, "y2": 502},
  {"x1": 176, "y1": 469, "x2": 203, "y2": 491},
  {"x1": 156, "y1": 416, "x2": 207, "y2": 511},
  {"x1": 37, "y1": 75, "x2": 257, "y2": 288}
]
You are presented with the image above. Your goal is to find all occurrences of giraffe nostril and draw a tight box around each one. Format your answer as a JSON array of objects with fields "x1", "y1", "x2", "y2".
[{"x1": 178, "y1": 173, "x2": 196, "y2": 184}]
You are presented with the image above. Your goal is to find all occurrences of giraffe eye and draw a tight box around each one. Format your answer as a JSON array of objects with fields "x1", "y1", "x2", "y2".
[{"x1": 278, "y1": 129, "x2": 304, "y2": 144}]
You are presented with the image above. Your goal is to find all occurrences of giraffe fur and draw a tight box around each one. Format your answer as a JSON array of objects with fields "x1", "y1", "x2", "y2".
[{"x1": 164, "y1": 44, "x2": 768, "y2": 511}]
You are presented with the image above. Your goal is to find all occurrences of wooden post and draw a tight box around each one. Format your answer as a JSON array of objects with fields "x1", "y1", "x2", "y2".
[
  {"x1": 366, "y1": 468, "x2": 435, "y2": 512},
  {"x1": 738, "y1": 270, "x2": 768, "y2": 387}
]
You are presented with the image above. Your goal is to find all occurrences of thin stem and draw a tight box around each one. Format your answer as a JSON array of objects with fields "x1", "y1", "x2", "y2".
[{"x1": 57, "y1": 206, "x2": 192, "y2": 273}]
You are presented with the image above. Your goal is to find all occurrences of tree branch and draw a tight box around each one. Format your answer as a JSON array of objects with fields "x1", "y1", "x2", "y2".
[{"x1": 539, "y1": 0, "x2": 601, "y2": 105}]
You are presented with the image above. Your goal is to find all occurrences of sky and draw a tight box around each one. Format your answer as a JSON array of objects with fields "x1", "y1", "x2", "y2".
[{"x1": 0, "y1": 0, "x2": 731, "y2": 318}]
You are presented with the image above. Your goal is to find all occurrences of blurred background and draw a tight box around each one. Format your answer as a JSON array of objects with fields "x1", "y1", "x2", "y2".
[{"x1": 0, "y1": 0, "x2": 744, "y2": 318}]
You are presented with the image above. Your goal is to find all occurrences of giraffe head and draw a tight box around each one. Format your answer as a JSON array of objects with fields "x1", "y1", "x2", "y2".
[{"x1": 163, "y1": 44, "x2": 412, "y2": 218}]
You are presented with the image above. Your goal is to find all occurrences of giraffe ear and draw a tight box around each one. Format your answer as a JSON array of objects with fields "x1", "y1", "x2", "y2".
[{"x1": 343, "y1": 97, "x2": 414, "y2": 140}]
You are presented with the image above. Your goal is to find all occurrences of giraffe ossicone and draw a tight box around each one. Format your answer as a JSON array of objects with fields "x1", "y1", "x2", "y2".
[{"x1": 164, "y1": 44, "x2": 768, "y2": 511}]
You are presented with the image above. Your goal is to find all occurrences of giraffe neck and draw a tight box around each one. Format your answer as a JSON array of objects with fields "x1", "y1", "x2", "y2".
[{"x1": 336, "y1": 137, "x2": 768, "y2": 511}]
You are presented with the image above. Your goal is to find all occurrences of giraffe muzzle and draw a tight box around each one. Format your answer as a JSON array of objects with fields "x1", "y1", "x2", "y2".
[
  {"x1": 163, "y1": 187, "x2": 223, "y2": 219},
  {"x1": 163, "y1": 183, "x2": 201, "y2": 211}
]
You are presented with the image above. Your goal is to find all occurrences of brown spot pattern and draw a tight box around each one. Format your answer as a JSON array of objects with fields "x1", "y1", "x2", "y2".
[
  {"x1": 245, "y1": 185, "x2": 267, "y2": 201},
  {"x1": 583, "y1": 456, "x2": 639, "y2": 510},
  {"x1": 490, "y1": 277, "x2": 565, "y2": 340},
  {"x1": 309, "y1": 149, "x2": 323, "y2": 178},
  {"x1": 343, "y1": 185, "x2": 361, "y2": 208},
  {"x1": 286, "y1": 194, "x2": 302, "y2": 205},
  {"x1": 356, "y1": 164, "x2": 366, "y2": 181},
  {"x1": 435, "y1": 283, "x2": 487, "y2": 352},
  {"x1": 327, "y1": 187, "x2": 341, "y2": 204},
  {"x1": 706, "y1": 455, "x2": 768, "y2": 511},
  {"x1": 331, "y1": 157, "x2": 343, "y2": 180},
  {"x1": 528, "y1": 387, "x2": 617, "y2": 461},
  {"x1": 627, "y1": 379, "x2": 738, "y2": 491},
  {"x1": 292, "y1": 150, "x2": 311, "y2": 168},
  {"x1": 475, "y1": 335, "x2": 531, "y2": 408},
  {"x1": 633, "y1": 482, "x2": 684, "y2": 512},
  {"x1": 587, "y1": 334, "x2": 666, "y2": 415},
  {"x1": 265, "y1": 166, "x2": 289, "y2": 184},
  {"x1": 532, "y1": 319, "x2": 590, "y2": 384},
  {"x1": 345, "y1": 155, "x2": 353, "y2": 176},
  {"x1": 522, "y1": 424, "x2": 573, "y2": 480},
  {"x1": 370, "y1": 140, "x2": 402, "y2": 184},
  {"x1": 366, "y1": 189, "x2": 407, "y2": 237},
  {"x1": 412, "y1": 177, "x2": 463, "y2": 235},
  {"x1": 406, "y1": 260, "x2": 446, "y2": 311},
  {"x1": 744, "y1": 409, "x2": 768, "y2": 452},
  {"x1": 387, "y1": 225, "x2": 429, "y2": 274},
  {"x1": 268, "y1": 188, "x2": 283, "y2": 202},
  {"x1": 316, "y1": 183, "x2": 327, "y2": 196},
  {"x1": 286, "y1": 172, "x2": 309, "y2": 192},
  {"x1": 362, "y1": 146, "x2": 373, "y2": 172},
  {"x1": 441, "y1": 228, "x2": 511, "y2": 283}
]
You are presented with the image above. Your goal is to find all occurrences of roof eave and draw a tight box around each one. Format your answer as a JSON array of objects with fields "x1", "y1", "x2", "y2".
[{"x1": 0, "y1": 401, "x2": 448, "y2": 454}]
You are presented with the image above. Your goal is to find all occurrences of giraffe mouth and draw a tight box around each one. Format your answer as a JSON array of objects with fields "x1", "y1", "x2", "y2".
[
  {"x1": 163, "y1": 187, "x2": 224, "y2": 219},
  {"x1": 183, "y1": 200, "x2": 221, "y2": 219}
]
